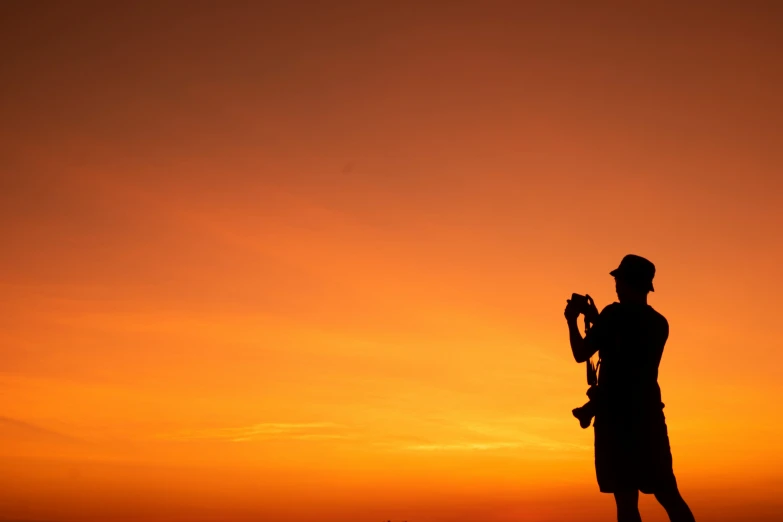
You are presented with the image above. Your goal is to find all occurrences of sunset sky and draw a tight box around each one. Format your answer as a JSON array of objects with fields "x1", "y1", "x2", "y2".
[{"x1": 1, "y1": 2, "x2": 782, "y2": 521}]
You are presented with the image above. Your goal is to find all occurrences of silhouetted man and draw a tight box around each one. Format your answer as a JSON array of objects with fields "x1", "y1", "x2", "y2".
[{"x1": 564, "y1": 255, "x2": 696, "y2": 522}]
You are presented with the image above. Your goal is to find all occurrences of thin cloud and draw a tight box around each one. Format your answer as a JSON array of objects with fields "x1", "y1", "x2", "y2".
[
  {"x1": 394, "y1": 418, "x2": 591, "y2": 453},
  {"x1": 401, "y1": 438, "x2": 588, "y2": 452},
  {"x1": 0, "y1": 416, "x2": 87, "y2": 446},
  {"x1": 405, "y1": 442, "x2": 522, "y2": 451},
  {"x1": 157, "y1": 422, "x2": 346, "y2": 442}
]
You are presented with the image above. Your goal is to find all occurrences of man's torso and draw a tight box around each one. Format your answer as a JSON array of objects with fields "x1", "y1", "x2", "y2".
[{"x1": 593, "y1": 303, "x2": 668, "y2": 419}]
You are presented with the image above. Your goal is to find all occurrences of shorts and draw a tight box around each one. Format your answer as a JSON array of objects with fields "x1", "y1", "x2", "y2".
[{"x1": 594, "y1": 408, "x2": 677, "y2": 494}]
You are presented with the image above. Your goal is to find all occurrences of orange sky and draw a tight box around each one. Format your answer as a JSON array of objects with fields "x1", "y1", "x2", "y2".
[{"x1": 1, "y1": 2, "x2": 782, "y2": 521}]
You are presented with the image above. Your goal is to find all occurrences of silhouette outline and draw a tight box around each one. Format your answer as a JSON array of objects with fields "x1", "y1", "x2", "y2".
[{"x1": 565, "y1": 255, "x2": 696, "y2": 522}]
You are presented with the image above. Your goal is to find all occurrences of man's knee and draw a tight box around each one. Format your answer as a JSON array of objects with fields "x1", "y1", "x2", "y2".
[
  {"x1": 615, "y1": 490, "x2": 639, "y2": 505},
  {"x1": 654, "y1": 485, "x2": 684, "y2": 507},
  {"x1": 614, "y1": 490, "x2": 641, "y2": 520},
  {"x1": 654, "y1": 484, "x2": 696, "y2": 521}
]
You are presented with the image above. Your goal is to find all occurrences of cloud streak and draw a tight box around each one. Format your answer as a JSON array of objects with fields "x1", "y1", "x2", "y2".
[
  {"x1": 401, "y1": 438, "x2": 588, "y2": 452},
  {"x1": 405, "y1": 441, "x2": 522, "y2": 451},
  {"x1": 157, "y1": 422, "x2": 347, "y2": 443},
  {"x1": 392, "y1": 418, "x2": 591, "y2": 453}
]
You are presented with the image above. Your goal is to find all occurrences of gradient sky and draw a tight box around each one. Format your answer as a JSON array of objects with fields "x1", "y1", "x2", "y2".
[{"x1": 1, "y1": 2, "x2": 782, "y2": 521}]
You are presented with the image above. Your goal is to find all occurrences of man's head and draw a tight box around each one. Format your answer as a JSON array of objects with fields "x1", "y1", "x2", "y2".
[{"x1": 610, "y1": 254, "x2": 655, "y2": 302}]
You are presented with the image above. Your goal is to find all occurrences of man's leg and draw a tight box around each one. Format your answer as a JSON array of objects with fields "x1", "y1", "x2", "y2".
[
  {"x1": 654, "y1": 485, "x2": 695, "y2": 522},
  {"x1": 614, "y1": 490, "x2": 642, "y2": 522}
]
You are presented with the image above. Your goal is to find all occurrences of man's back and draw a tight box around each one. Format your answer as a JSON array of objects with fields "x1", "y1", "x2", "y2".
[{"x1": 589, "y1": 302, "x2": 669, "y2": 418}]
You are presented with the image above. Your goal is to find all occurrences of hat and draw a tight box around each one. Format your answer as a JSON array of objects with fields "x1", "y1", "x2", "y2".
[{"x1": 610, "y1": 254, "x2": 656, "y2": 292}]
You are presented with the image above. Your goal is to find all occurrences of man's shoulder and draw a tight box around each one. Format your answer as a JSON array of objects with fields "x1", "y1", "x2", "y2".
[
  {"x1": 596, "y1": 302, "x2": 622, "y2": 326},
  {"x1": 599, "y1": 303, "x2": 668, "y2": 327},
  {"x1": 646, "y1": 305, "x2": 667, "y2": 321},
  {"x1": 646, "y1": 306, "x2": 669, "y2": 330}
]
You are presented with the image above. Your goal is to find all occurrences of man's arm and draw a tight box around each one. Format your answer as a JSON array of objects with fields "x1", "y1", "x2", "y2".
[
  {"x1": 564, "y1": 299, "x2": 603, "y2": 363},
  {"x1": 567, "y1": 318, "x2": 594, "y2": 363}
]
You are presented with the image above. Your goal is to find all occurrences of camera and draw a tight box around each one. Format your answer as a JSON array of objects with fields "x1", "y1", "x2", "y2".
[
  {"x1": 572, "y1": 385, "x2": 600, "y2": 429},
  {"x1": 569, "y1": 293, "x2": 597, "y2": 322},
  {"x1": 569, "y1": 293, "x2": 590, "y2": 313}
]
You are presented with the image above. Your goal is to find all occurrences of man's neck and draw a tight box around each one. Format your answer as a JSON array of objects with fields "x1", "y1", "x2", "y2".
[{"x1": 619, "y1": 295, "x2": 648, "y2": 305}]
